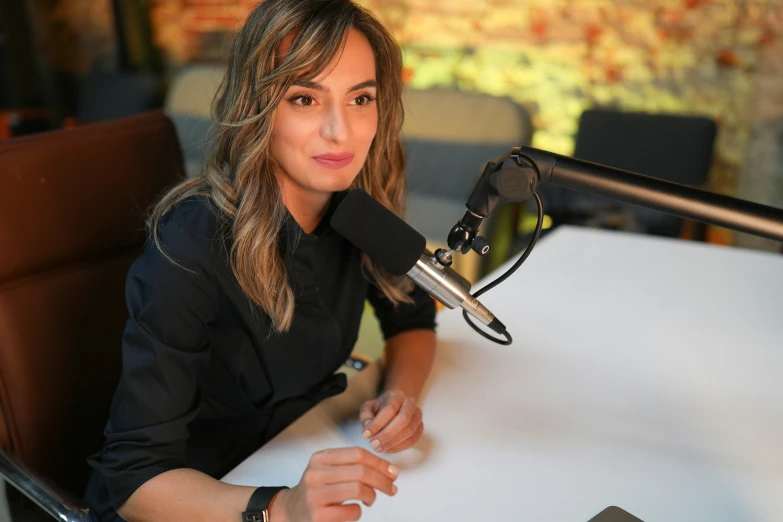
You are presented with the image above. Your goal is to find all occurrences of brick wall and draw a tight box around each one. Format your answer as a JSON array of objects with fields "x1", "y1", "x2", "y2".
[
  {"x1": 151, "y1": 0, "x2": 260, "y2": 62},
  {"x1": 33, "y1": 0, "x2": 783, "y2": 248},
  {"x1": 735, "y1": 19, "x2": 783, "y2": 251}
]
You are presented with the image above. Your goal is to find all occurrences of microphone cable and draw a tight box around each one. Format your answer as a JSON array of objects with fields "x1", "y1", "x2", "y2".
[{"x1": 462, "y1": 191, "x2": 544, "y2": 345}]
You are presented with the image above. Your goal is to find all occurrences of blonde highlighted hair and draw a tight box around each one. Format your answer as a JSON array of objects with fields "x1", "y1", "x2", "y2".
[{"x1": 148, "y1": 0, "x2": 412, "y2": 333}]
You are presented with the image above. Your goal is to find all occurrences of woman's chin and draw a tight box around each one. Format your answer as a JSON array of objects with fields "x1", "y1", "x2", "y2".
[{"x1": 319, "y1": 171, "x2": 361, "y2": 193}]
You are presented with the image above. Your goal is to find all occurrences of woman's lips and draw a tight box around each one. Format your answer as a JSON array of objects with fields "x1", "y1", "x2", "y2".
[{"x1": 313, "y1": 153, "x2": 354, "y2": 169}]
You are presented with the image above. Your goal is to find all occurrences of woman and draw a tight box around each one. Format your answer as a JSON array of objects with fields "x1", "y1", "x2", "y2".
[{"x1": 84, "y1": 1, "x2": 437, "y2": 521}]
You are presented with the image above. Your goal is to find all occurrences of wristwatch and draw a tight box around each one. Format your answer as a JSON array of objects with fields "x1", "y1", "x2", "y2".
[{"x1": 242, "y1": 486, "x2": 288, "y2": 522}]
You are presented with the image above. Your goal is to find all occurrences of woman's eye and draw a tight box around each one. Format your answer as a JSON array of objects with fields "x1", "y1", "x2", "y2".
[
  {"x1": 291, "y1": 95, "x2": 314, "y2": 106},
  {"x1": 354, "y1": 94, "x2": 376, "y2": 106}
]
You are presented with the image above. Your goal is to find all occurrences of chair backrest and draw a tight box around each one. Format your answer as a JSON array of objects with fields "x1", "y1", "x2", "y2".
[
  {"x1": 540, "y1": 109, "x2": 717, "y2": 237},
  {"x1": 0, "y1": 110, "x2": 184, "y2": 497},
  {"x1": 574, "y1": 109, "x2": 717, "y2": 186},
  {"x1": 401, "y1": 88, "x2": 534, "y2": 201},
  {"x1": 77, "y1": 72, "x2": 163, "y2": 124},
  {"x1": 164, "y1": 64, "x2": 226, "y2": 177},
  {"x1": 397, "y1": 88, "x2": 534, "y2": 280}
]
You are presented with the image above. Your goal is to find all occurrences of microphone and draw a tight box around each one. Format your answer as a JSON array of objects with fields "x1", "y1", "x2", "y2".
[{"x1": 331, "y1": 189, "x2": 507, "y2": 335}]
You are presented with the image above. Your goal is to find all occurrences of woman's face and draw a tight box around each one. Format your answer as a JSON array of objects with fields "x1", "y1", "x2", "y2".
[{"x1": 271, "y1": 29, "x2": 378, "y2": 203}]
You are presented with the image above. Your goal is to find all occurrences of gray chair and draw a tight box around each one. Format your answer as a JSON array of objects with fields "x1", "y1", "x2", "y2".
[
  {"x1": 164, "y1": 65, "x2": 225, "y2": 177},
  {"x1": 401, "y1": 88, "x2": 534, "y2": 280}
]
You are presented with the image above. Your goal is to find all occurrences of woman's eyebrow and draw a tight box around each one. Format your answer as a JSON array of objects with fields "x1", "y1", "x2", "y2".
[
  {"x1": 347, "y1": 79, "x2": 377, "y2": 92},
  {"x1": 292, "y1": 79, "x2": 378, "y2": 93}
]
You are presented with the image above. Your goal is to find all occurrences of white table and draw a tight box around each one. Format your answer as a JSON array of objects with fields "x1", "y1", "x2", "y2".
[{"x1": 223, "y1": 226, "x2": 783, "y2": 522}]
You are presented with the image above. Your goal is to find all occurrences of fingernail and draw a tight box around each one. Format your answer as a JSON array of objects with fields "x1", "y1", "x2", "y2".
[
  {"x1": 391, "y1": 485, "x2": 398, "y2": 495},
  {"x1": 388, "y1": 464, "x2": 399, "y2": 477},
  {"x1": 362, "y1": 430, "x2": 372, "y2": 439},
  {"x1": 362, "y1": 419, "x2": 371, "y2": 428},
  {"x1": 371, "y1": 439, "x2": 381, "y2": 449}
]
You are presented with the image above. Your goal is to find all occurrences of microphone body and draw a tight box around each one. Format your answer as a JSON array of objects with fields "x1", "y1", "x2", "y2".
[
  {"x1": 407, "y1": 251, "x2": 502, "y2": 332},
  {"x1": 331, "y1": 189, "x2": 506, "y2": 336}
]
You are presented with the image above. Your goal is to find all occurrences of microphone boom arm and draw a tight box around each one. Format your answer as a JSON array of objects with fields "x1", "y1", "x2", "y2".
[{"x1": 448, "y1": 146, "x2": 783, "y2": 253}]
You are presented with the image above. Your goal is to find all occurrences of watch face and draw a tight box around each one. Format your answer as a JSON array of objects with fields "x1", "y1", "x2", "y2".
[{"x1": 588, "y1": 506, "x2": 645, "y2": 522}]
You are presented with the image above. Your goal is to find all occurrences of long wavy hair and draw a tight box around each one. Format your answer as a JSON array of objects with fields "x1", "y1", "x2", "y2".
[{"x1": 148, "y1": 0, "x2": 413, "y2": 334}]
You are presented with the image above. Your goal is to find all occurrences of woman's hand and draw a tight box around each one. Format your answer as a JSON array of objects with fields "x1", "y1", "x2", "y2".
[
  {"x1": 359, "y1": 390, "x2": 423, "y2": 454},
  {"x1": 271, "y1": 447, "x2": 399, "y2": 522}
]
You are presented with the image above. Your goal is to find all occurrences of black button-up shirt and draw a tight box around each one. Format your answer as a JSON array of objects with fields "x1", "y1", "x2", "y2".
[{"x1": 84, "y1": 193, "x2": 436, "y2": 521}]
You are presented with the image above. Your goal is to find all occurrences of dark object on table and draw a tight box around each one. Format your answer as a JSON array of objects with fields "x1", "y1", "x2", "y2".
[{"x1": 588, "y1": 506, "x2": 645, "y2": 522}]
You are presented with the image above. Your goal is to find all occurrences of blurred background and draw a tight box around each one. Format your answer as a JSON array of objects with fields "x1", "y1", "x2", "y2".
[
  {"x1": 1, "y1": 0, "x2": 782, "y2": 266},
  {"x1": 2, "y1": 3, "x2": 783, "y2": 521}
]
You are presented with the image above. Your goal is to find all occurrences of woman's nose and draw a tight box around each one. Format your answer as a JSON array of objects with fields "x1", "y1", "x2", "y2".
[{"x1": 320, "y1": 105, "x2": 350, "y2": 144}]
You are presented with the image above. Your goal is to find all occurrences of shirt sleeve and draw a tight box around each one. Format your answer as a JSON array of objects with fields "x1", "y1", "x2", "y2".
[
  {"x1": 366, "y1": 279, "x2": 437, "y2": 341},
  {"x1": 87, "y1": 213, "x2": 219, "y2": 510}
]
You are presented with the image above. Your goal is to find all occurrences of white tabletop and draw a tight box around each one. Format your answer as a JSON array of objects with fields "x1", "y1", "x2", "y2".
[{"x1": 223, "y1": 226, "x2": 783, "y2": 522}]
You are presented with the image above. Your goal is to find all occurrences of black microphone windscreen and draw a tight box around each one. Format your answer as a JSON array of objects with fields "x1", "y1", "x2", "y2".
[{"x1": 331, "y1": 189, "x2": 426, "y2": 276}]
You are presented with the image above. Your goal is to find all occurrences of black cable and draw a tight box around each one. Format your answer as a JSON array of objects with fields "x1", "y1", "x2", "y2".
[{"x1": 462, "y1": 191, "x2": 544, "y2": 345}]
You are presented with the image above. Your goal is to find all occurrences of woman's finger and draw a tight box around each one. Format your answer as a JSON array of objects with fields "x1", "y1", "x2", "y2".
[
  {"x1": 382, "y1": 421, "x2": 424, "y2": 454},
  {"x1": 361, "y1": 396, "x2": 404, "y2": 443},
  {"x1": 323, "y1": 503, "x2": 363, "y2": 522},
  {"x1": 369, "y1": 398, "x2": 418, "y2": 449},
  {"x1": 311, "y1": 482, "x2": 377, "y2": 507},
  {"x1": 377, "y1": 407, "x2": 422, "y2": 452},
  {"x1": 311, "y1": 447, "x2": 397, "y2": 480},
  {"x1": 358, "y1": 399, "x2": 378, "y2": 427},
  {"x1": 316, "y1": 463, "x2": 397, "y2": 496}
]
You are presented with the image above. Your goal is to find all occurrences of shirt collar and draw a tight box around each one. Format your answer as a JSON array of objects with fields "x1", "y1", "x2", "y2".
[{"x1": 280, "y1": 190, "x2": 347, "y2": 256}]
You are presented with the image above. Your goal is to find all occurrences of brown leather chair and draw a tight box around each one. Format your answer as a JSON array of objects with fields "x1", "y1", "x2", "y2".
[{"x1": 0, "y1": 111, "x2": 185, "y2": 521}]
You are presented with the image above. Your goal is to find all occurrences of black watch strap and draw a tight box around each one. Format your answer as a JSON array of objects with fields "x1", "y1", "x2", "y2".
[{"x1": 242, "y1": 486, "x2": 289, "y2": 522}]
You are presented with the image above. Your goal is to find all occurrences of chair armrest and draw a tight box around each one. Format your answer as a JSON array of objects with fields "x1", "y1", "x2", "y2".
[{"x1": 0, "y1": 448, "x2": 92, "y2": 522}]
